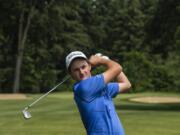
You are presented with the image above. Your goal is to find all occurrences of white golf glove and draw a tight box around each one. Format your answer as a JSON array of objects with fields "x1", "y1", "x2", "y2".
[{"x1": 95, "y1": 53, "x2": 109, "y2": 60}]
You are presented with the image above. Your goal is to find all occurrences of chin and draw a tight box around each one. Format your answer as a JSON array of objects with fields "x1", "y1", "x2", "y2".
[
  {"x1": 80, "y1": 78, "x2": 86, "y2": 80},
  {"x1": 80, "y1": 76, "x2": 89, "y2": 80}
]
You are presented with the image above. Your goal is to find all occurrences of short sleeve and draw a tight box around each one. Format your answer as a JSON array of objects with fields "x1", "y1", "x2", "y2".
[
  {"x1": 74, "y1": 74, "x2": 106, "y2": 102},
  {"x1": 107, "y1": 83, "x2": 119, "y2": 98}
]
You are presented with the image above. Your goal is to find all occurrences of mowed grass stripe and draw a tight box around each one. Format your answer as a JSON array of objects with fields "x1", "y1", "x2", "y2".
[{"x1": 0, "y1": 92, "x2": 180, "y2": 135}]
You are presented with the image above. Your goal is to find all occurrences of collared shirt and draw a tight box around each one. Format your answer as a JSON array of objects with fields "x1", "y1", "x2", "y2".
[{"x1": 73, "y1": 74, "x2": 125, "y2": 135}]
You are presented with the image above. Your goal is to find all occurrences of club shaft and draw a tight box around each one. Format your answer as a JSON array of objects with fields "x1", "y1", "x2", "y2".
[{"x1": 28, "y1": 75, "x2": 70, "y2": 108}]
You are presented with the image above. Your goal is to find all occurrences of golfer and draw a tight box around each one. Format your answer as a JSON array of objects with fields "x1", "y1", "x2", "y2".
[{"x1": 65, "y1": 51, "x2": 131, "y2": 135}]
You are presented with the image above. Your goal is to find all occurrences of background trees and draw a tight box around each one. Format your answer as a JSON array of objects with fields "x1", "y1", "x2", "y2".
[{"x1": 0, "y1": 0, "x2": 179, "y2": 93}]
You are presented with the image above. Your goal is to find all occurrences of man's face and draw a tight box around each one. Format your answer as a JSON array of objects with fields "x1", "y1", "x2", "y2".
[{"x1": 70, "y1": 59, "x2": 91, "y2": 81}]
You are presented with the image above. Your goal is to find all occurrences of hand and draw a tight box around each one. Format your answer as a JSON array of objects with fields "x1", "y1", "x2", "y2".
[
  {"x1": 89, "y1": 55, "x2": 102, "y2": 67},
  {"x1": 89, "y1": 53, "x2": 110, "y2": 67},
  {"x1": 95, "y1": 53, "x2": 109, "y2": 60}
]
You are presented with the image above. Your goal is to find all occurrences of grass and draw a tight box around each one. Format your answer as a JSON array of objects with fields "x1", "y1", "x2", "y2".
[{"x1": 0, "y1": 92, "x2": 180, "y2": 135}]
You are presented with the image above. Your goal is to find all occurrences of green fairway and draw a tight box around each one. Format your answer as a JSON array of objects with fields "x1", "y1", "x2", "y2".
[{"x1": 0, "y1": 92, "x2": 180, "y2": 135}]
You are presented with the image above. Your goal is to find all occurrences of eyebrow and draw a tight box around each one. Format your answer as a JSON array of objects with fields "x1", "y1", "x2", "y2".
[{"x1": 73, "y1": 63, "x2": 87, "y2": 70}]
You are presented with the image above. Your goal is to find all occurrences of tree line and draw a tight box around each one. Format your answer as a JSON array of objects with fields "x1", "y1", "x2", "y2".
[{"x1": 0, "y1": 0, "x2": 179, "y2": 93}]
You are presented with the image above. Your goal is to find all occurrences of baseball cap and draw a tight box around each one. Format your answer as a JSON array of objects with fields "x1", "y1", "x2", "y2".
[{"x1": 65, "y1": 51, "x2": 87, "y2": 70}]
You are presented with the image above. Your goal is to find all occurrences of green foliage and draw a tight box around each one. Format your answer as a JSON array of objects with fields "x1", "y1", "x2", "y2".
[
  {"x1": 0, "y1": 0, "x2": 179, "y2": 93},
  {"x1": 164, "y1": 34, "x2": 180, "y2": 92},
  {"x1": 121, "y1": 51, "x2": 178, "y2": 92},
  {"x1": 121, "y1": 51, "x2": 153, "y2": 92},
  {"x1": 145, "y1": 0, "x2": 180, "y2": 58}
]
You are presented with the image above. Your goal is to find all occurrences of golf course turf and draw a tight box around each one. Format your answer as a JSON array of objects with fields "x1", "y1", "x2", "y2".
[{"x1": 0, "y1": 92, "x2": 180, "y2": 135}]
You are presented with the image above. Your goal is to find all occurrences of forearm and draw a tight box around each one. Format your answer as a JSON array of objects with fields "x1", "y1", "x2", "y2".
[
  {"x1": 116, "y1": 72, "x2": 129, "y2": 82},
  {"x1": 116, "y1": 72, "x2": 131, "y2": 92},
  {"x1": 102, "y1": 59, "x2": 122, "y2": 83},
  {"x1": 99, "y1": 58, "x2": 122, "y2": 73},
  {"x1": 89, "y1": 55, "x2": 122, "y2": 83}
]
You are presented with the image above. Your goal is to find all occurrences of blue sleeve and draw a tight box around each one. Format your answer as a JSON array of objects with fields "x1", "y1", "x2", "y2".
[
  {"x1": 107, "y1": 83, "x2": 119, "y2": 98},
  {"x1": 74, "y1": 74, "x2": 106, "y2": 102}
]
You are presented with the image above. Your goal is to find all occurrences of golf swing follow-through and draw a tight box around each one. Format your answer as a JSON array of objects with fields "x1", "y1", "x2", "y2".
[
  {"x1": 66, "y1": 51, "x2": 131, "y2": 135},
  {"x1": 22, "y1": 53, "x2": 104, "y2": 119},
  {"x1": 22, "y1": 50, "x2": 131, "y2": 135}
]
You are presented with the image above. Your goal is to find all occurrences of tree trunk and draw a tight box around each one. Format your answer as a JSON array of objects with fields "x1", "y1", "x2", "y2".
[{"x1": 13, "y1": 6, "x2": 34, "y2": 93}]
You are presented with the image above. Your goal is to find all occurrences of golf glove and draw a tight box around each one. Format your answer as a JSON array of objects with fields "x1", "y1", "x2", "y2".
[{"x1": 95, "y1": 53, "x2": 109, "y2": 60}]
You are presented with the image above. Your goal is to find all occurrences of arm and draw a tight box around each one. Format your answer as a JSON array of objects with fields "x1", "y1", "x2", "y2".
[
  {"x1": 89, "y1": 55, "x2": 122, "y2": 84},
  {"x1": 116, "y1": 72, "x2": 131, "y2": 93}
]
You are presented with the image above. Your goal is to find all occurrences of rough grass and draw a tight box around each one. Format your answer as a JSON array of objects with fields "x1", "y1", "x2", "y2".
[{"x1": 0, "y1": 92, "x2": 180, "y2": 135}]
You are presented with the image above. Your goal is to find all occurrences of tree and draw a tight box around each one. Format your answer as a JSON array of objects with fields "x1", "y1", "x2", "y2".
[
  {"x1": 145, "y1": 0, "x2": 180, "y2": 58},
  {"x1": 13, "y1": 1, "x2": 35, "y2": 93}
]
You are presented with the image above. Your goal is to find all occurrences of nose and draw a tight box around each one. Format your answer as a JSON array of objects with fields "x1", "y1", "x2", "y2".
[{"x1": 79, "y1": 68, "x2": 84, "y2": 74}]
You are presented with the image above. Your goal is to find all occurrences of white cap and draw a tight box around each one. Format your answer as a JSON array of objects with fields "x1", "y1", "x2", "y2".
[{"x1": 65, "y1": 51, "x2": 87, "y2": 70}]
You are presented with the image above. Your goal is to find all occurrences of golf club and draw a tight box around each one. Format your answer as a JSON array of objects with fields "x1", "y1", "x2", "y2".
[
  {"x1": 22, "y1": 53, "x2": 108, "y2": 119},
  {"x1": 22, "y1": 75, "x2": 70, "y2": 119}
]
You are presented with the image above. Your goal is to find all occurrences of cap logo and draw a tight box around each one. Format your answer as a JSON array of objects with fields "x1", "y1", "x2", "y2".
[{"x1": 67, "y1": 52, "x2": 83, "y2": 60}]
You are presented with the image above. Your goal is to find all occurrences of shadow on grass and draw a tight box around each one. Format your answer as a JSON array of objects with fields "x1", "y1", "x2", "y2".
[{"x1": 115, "y1": 101, "x2": 180, "y2": 111}]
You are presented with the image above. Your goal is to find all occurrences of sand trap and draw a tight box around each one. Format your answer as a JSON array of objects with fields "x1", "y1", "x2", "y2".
[
  {"x1": 129, "y1": 96, "x2": 180, "y2": 104},
  {"x1": 0, "y1": 94, "x2": 28, "y2": 100}
]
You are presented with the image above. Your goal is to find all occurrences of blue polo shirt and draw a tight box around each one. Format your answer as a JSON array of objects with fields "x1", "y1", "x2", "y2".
[{"x1": 73, "y1": 74, "x2": 125, "y2": 135}]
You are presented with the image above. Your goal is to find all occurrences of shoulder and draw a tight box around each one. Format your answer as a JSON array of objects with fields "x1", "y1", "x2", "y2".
[
  {"x1": 73, "y1": 74, "x2": 105, "y2": 101},
  {"x1": 77, "y1": 74, "x2": 104, "y2": 90}
]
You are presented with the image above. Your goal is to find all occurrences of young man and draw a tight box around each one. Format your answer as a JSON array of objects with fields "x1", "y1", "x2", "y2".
[{"x1": 65, "y1": 51, "x2": 131, "y2": 135}]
